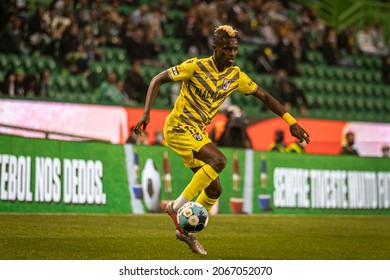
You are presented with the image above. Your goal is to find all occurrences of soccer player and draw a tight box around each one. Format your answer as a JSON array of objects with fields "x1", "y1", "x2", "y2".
[{"x1": 134, "y1": 25, "x2": 310, "y2": 254}]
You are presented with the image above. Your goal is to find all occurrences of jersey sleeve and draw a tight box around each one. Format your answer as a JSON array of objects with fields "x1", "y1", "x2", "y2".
[
  {"x1": 167, "y1": 58, "x2": 197, "y2": 81},
  {"x1": 237, "y1": 71, "x2": 259, "y2": 95}
]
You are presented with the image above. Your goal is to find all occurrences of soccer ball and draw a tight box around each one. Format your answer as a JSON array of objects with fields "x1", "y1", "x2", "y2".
[{"x1": 177, "y1": 202, "x2": 209, "y2": 233}]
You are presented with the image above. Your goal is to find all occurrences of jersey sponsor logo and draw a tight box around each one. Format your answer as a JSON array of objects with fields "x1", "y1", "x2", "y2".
[
  {"x1": 223, "y1": 79, "x2": 232, "y2": 90},
  {"x1": 172, "y1": 66, "x2": 179, "y2": 76},
  {"x1": 193, "y1": 133, "x2": 203, "y2": 141},
  {"x1": 172, "y1": 65, "x2": 186, "y2": 76}
]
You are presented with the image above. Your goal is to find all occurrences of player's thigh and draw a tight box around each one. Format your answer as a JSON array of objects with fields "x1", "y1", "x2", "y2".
[{"x1": 164, "y1": 123, "x2": 211, "y2": 168}]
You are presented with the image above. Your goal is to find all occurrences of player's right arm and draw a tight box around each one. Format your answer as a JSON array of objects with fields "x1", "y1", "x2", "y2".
[
  {"x1": 134, "y1": 71, "x2": 172, "y2": 135},
  {"x1": 134, "y1": 59, "x2": 196, "y2": 135}
]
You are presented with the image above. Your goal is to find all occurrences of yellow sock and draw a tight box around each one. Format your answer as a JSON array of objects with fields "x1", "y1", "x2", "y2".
[
  {"x1": 182, "y1": 164, "x2": 219, "y2": 201},
  {"x1": 195, "y1": 190, "x2": 218, "y2": 212}
]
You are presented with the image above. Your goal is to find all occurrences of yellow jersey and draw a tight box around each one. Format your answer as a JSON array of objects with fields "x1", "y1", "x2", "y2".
[{"x1": 166, "y1": 56, "x2": 258, "y2": 131}]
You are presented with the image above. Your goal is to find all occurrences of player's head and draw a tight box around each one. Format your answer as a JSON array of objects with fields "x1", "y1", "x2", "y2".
[
  {"x1": 345, "y1": 131, "x2": 355, "y2": 146},
  {"x1": 212, "y1": 25, "x2": 238, "y2": 69},
  {"x1": 275, "y1": 129, "x2": 285, "y2": 143}
]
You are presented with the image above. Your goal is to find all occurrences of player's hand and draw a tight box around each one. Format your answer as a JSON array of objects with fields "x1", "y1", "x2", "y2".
[
  {"x1": 134, "y1": 113, "x2": 150, "y2": 135},
  {"x1": 290, "y1": 123, "x2": 310, "y2": 144}
]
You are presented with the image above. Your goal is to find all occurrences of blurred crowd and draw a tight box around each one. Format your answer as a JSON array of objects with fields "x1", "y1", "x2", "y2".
[{"x1": 0, "y1": 0, "x2": 389, "y2": 107}]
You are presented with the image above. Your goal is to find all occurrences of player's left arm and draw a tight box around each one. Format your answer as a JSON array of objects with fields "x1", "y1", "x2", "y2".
[{"x1": 253, "y1": 86, "x2": 310, "y2": 144}]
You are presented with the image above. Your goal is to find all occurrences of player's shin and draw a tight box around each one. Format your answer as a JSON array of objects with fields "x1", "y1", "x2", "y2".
[{"x1": 178, "y1": 164, "x2": 219, "y2": 209}]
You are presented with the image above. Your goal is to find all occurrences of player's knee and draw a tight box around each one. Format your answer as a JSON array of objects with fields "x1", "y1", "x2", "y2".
[{"x1": 212, "y1": 154, "x2": 227, "y2": 173}]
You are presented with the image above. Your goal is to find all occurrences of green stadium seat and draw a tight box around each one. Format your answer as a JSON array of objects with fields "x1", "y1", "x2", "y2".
[
  {"x1": 8, "y1": 55, "x2": 22, "y2": 69},
  {"x1": 51, "y1": 75, "x2": 62, "y2": 92},
  {"x1": 78, "y1": 77, "x2": 90, "y2": 92},
  {"x1": 381, "y1": 85, "x2": 390, "y2": 98},
  {"x1": 21, "y1": 55, "x2": 34, "y2": 72},
  {"x1": 322, "y1": 80, "x2": 335, "y2": 92},
  {"x1": 353, "y1": 70, "x2": 364, "y2": 81},
  {"x1": 239, "y1": 43, "x2": 258, "y2": 56},
  {"x1": 0, "y1": 53, "x2": 7, "y2": 69},
  {"x1": 307, "y1": 51, "x2": 324, "y2": 64},
  {"x1": 344, "y1": 69, "x2": 354, "y2": 81},
  {"x1": 52, "y1": 91, "x2": 67, "y2": 101},
  {"x1": 44, "y1": 57, "x2": 58, "y2": 72},
  {"x1": 256, "y1": 74, "x2": 273, "y2": 89},
  {"x1": 302, "y1": 78, "x2": 316, "y2": 91},
  {"x1": 299, "y1": 64, "x2": 315, "y2": 77},
  {"x1": 67, "y1": 76, "x2": 79, "y2": 91},
  {"x1": 314, "y1": 66, "x2": 326, "y2": 79},
  {"x1": 373, "y1": 72, "x2": 382, "y2": 83}
]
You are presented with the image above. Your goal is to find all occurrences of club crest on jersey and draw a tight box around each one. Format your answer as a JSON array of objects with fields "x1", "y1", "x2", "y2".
[
  {"x1": 223, "y1": 79, "x2": 232, "y2": 90},
  {"x1": 193, "y1": 133, "x2": 203, "y2": 141}
]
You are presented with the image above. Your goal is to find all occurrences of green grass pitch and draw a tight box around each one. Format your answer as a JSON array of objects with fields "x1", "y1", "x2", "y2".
[{"x1": 1, "y1": 214, "x2": 389, "y2": 260}]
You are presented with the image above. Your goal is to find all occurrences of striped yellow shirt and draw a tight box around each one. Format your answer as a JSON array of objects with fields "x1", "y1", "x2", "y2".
[{"x1": 166, "y1": 56, "x2": 258, "y2": 131}]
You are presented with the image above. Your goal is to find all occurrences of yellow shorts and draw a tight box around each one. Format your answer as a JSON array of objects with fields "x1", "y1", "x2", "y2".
[{"x1": 163, "y1": 120, "x2": 211, "y2": 168}]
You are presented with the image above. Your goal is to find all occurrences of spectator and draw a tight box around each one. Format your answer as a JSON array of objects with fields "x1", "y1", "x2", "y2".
[
  {"x1": 271, "y1": 69, "x2": 309, "y2": 115},
  {"x1": 123, "y1": 60, "x2": 148, "y2": 103},
  {"x1": 340, "y1": 131, "x2": 359, "y2": 156},
  {"x1": 269, "y1": 129, "x2": 287, "y2": 152},
  {"x1": 250, "y1": 13, "x2": 276, "y2": 46},
  {"x1": 51, "y1": 0, "x2": 72, "y2": 17},
  {"x1": 97, "y1": 71, "x2": 129, "y2": 104},
  {"x1": 152, "y1": 129, "x2": 165, "y2": 145},
  {"x1": 14, "y1": 68, "x2": 26, "y2": 97},
  {"x1": 27, "y1": 6, "x2": 53, "y2": 55},
  {"x1": 59, "y1": 22, "x2": 81, "y2": 65},
  {"x1": 356, "y1": 23, "x2": 388, "y2": 56},
  {"x1": 98, "y1": 10, "x2": 122, "y2": 47},
  {"x1": 320, "y1": 27, "x2": 355, "y2": 67},
  {"x1": 131, "y1": 3, "x2": 149, "y2": 27},
  {"x1": 24, "y1": 74, "x2": 39, "y2": 98},
  {"x1": 86, "y1": 7, "x2": 104, "y2": 40},
  {"x1": 382, "y1": 145, "x2": 389, "y2": 158},
  {"x1": 176, "y1": 7, "x2": 202, "y2": 55},
  {"x1": 287, "y1": 140, "x2": 307, "y2": 153},
  {"x1": 249, "y1": 47, "x2": 274, "y2": 74},
  {"x1": 37, "y1": 69, "x2": 52, "y2": 98},
  {"x1": 260, "y1": 20, "x2": 281, "y2": 48},
  {"x1": 123, "y1": 26, "x2": 147, "y2": 62},
  {"x1": 210, "y1": 105, "x2": 252, "y2": 149},
  {"x1": 81, "y1": 24, "x2": 104, "y2": 62},
  {"x1": 298, "y1": 9, "x2": 325, "y2": 52},
  {"x1": 371, "y1": 23, "x2": 389, "y2": 56},
  {"x1": 74, "y1": 0, "x2": 90, "y2": 28},
  {"x1": 0, "y1": 1, "x2": 11, "y2": 30},
  {"x1": 41, "y1": 6, "x2": 71, "y2": 57},
  {"x1": 0, "y1": 14, "x2": 28, "y2": 55},
  {"x1": 146, "y1": 6, "x2": 166, "y2": 39},
  {"x1": 274, "y1": 31, "x2": 300, "y2": 76},
  {"x1": 382, "y1": 54, "x2": 390, "y2": 85},
  {"x1": 142, "y1": 31, "x2": 164, "y2": 61},
  {"x1": 337, "y1": 25, "x2": 357, "y2": 55},
  {"x1": 0, "y1": 71, "x2": 16, "y2": 96},
  {"x1": 65, "y1": 42, "x2": 89, "y2": 75}
]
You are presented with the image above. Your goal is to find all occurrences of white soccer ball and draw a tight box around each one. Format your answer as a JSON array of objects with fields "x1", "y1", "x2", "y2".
[{"x1": 177, "y1": 202, "x2": 209, "y2": 233}]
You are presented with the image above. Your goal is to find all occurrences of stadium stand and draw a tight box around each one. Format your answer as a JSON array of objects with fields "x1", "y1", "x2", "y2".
[{"x1": 0, "y1": 0, "x2": 389, "y2": 123}]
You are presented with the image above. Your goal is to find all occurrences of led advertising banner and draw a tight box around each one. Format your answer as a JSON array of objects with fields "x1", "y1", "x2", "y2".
[
  {"x1": 0, "y1": 135, "x2": 389, "y2": 215},
  {"x1": 0, "y1": 135, "x2": 131, "y2": 213}
]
